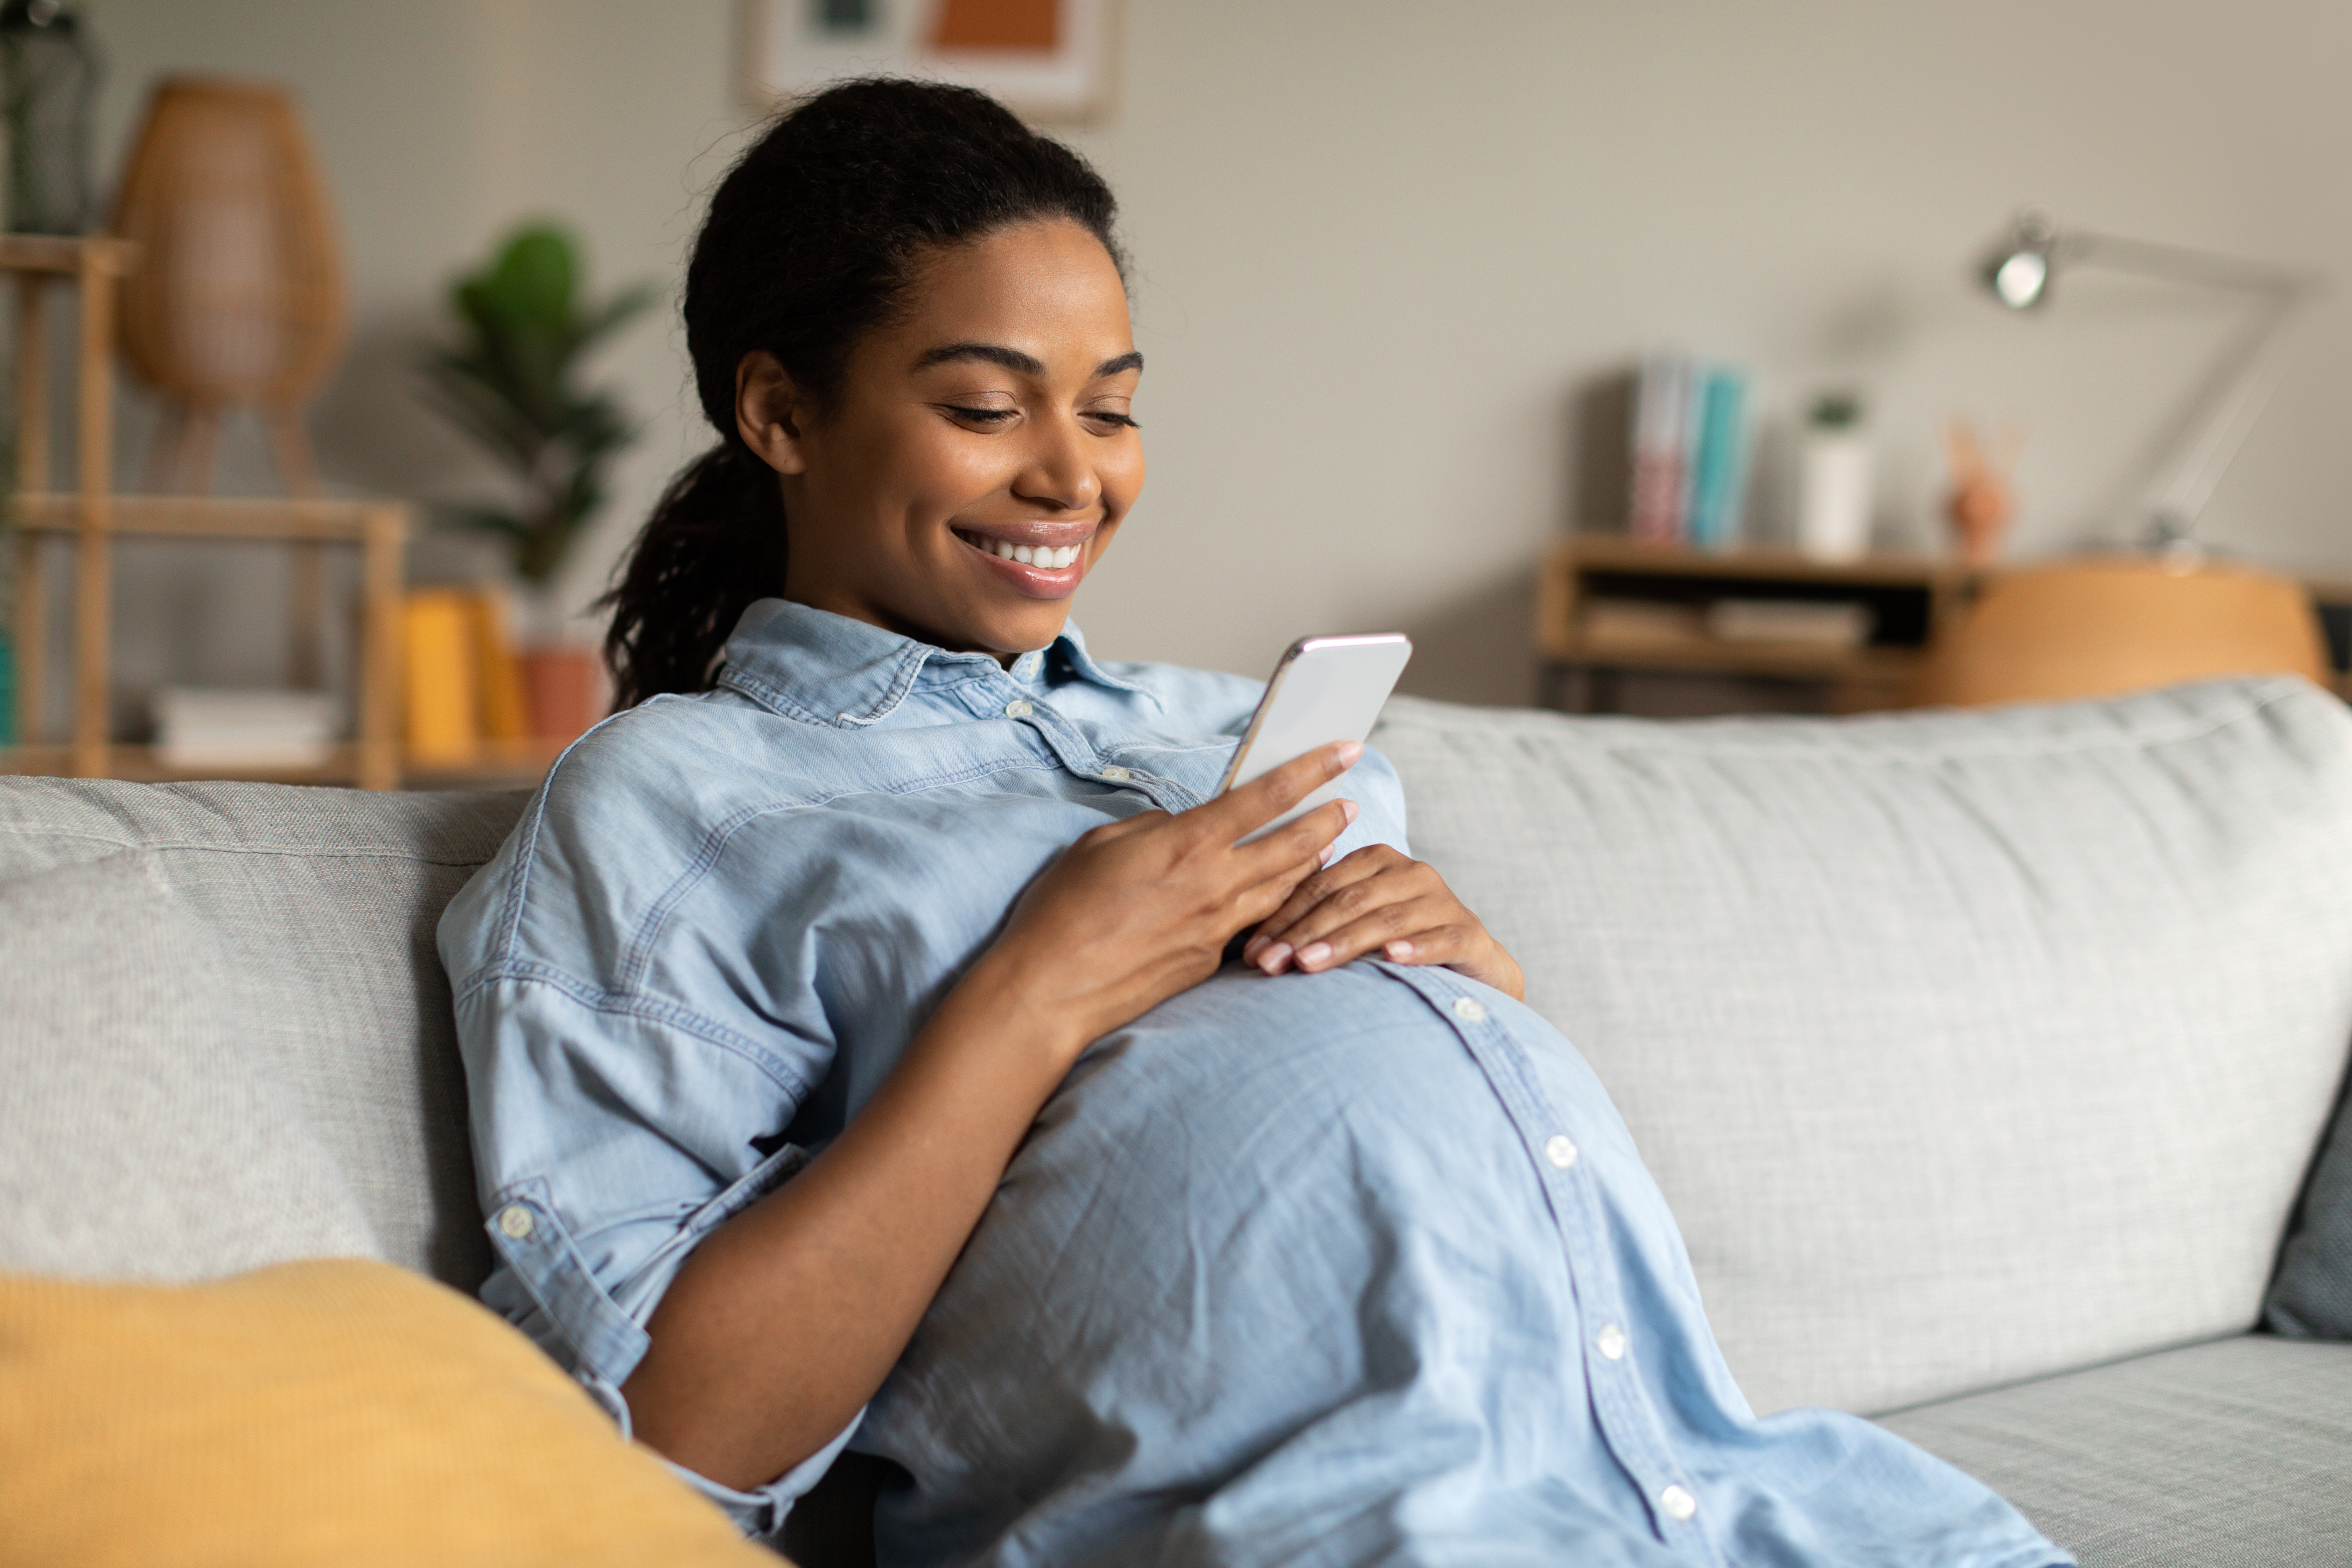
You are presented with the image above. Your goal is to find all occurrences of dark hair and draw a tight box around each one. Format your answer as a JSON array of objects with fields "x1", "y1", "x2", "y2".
[{"x1": 599, "y1": 78, "x2": 1126, "y2": 709}]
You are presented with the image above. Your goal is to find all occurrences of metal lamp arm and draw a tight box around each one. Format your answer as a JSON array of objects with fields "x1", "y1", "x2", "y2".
[
  {"x1": 2060, "y1": 230, "x2": 2317, "y2": 300},
  {"x1": 2056, "y1": 229, "x2": 2324, "y2": 544}
]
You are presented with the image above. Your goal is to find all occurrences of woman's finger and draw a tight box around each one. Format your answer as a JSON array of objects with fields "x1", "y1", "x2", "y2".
[
  {"x1": 1251, "y1": 859, "x2": 1443, "y2": 974},
  {"x1": 1230, "y1": 793, "x2": 1356, "y2": 886},
  {"x1": 1288, "y1": 899, "x2": 1471, "y2": 975},
  {"x1": 1195, "y1": 740, "x2": 1361, "y2": 846},
  {"x1": 1245, "y1": 847, "x2": 1395, "y2": 959}
]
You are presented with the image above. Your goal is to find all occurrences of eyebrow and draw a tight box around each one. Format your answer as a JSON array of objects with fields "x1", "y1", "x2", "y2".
[{"x1": 911, "y1": 342, "x2": 1144, "y2": 379}]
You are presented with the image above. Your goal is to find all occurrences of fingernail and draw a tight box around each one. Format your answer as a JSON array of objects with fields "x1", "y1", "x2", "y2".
[
  {"x1": 1386, "y1": 939, "x2": 1414, "y2": 959},
  {"x1": 1334, "y1": 741, "x2": 1364, "y2": 767},
  {"x1": 1319, "y1": 843, "x2": 1337, "y2": 866},
  {"x1": 1258, "y1": 942, "x2": 1292, "y2": 974},
  {"x1": 1297, "y1": 941, "x2": 1332, "y2": 968},
  {"x1": 1242, "y1": 934, "x2": 1269, "y2": 962},
  {"x1": 1341, "y1": 799, "x2": 1360, "y2": 825}
]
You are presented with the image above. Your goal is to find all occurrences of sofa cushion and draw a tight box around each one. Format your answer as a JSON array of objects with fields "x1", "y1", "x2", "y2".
[
  {"x1": 1371, "y1": 676, "x2": 2352, "y2": 1416},
  {"x1": 0, "y1": 852, "x2": 378, "y2": 1281},
  {"x1": 0, "y1": 1258, "x2": 776, "y2": 1567},
  {"x1": 2266, "y1": 1078, "x2": 2352, "y2": 1338},
  {"x1": 1876, "y1": 1333, "x2": 2352, "y2": 1568},
  {"x1": 0, "y1": 778, "x2": 528, "y2": 1287}
]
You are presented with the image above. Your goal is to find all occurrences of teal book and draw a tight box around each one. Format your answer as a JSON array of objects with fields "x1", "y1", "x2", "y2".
[{"x1": 1687, "y1": 368, "x2": 1749, "y2": 550}]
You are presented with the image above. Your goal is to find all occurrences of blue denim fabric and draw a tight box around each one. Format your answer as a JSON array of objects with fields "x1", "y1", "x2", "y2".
[{"x1": 439, "y1": 600, "x2": 2067, "y2": 1567}]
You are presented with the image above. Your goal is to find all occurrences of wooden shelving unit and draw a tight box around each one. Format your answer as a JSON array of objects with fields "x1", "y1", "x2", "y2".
[
  {"x1": 1536, "y1": 536, "x2": 1974, "y2": 713},
  {"x1": 8, "y1": 492, "x2": 406, "y2": 787},
  {"x1": 1539, "y1": 535, "x2": 2352, "y2": 714},
  {"x1": 0, "y1": 232, "x2": 563, "y2": 792}
]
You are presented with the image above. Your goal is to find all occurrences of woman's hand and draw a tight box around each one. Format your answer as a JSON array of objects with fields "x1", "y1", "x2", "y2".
[
  {"x1": 972, "y1": 741, "x2": 1367, "y2": 1068},
  {"x1": 1242, "y1": 845, "x2": 1525, "y2": 1000}
]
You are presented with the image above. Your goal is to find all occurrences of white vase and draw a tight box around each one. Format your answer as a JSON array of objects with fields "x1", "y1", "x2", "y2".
[{"x1": 1797, "y1": 433, "x2": 1874, "y2": 561}]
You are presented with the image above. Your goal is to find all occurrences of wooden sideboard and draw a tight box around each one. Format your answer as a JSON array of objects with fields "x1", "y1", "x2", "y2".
[{"x1": 1537, "y1": 536, "x2": 2352, "y2": 715}]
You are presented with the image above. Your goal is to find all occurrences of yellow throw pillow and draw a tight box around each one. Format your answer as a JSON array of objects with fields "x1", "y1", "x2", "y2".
[{"x1": 0, "y1": 1258, "x2": 785, "y2": 1568}]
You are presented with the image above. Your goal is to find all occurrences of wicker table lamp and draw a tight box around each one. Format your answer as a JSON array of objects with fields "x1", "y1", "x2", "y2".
[{"x1": 112, "y1": 76, "x2": 347, "y2": 496}]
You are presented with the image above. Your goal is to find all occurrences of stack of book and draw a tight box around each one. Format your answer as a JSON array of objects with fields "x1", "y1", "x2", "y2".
[
  {"x1": 1629, "y1": 353, "x2": 1752, "y2": 550},
  {"x1": 1703, "y1": 599, "x2": 1874, "y2": 649},
  {"x1": 400, "y1": 587, "x2": 608, "y2": 766},
  {"x1": 152, "y1": 687, "x2": 340, "y2": 769},
  {"x1": 400, "y1": 587, "x2": 534, "y2": 766}
]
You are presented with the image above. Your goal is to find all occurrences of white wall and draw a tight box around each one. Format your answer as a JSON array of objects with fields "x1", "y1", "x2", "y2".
[{"x1": 66, "y1": 0, "x2": 2352, "y2": 720}]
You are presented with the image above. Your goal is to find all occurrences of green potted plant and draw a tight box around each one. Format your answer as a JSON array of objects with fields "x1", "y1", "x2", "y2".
[
  {"x1": 421, "y1": 223, "x2": 653, "y2": 740},
  {"x1": 422, "y1": 223, "x2": 654, "y2": 586}
]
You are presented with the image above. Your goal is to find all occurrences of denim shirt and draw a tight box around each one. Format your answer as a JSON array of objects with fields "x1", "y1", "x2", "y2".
[{"x1": 440, "y1": 600, "x2": 2065, "y2": 1567}]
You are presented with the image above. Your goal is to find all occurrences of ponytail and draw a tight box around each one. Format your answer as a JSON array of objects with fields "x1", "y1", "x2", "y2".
[
  {"x1": 600, "y1": 444, "x2": 786, "y2": 710},
  {"x1": 594, "y1": 78, "x2": 1124, "y2": 712}
]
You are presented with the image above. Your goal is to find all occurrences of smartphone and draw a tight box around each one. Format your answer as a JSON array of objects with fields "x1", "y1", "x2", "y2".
[{"x1": 1217, "y1": 633, "x2": 1413, "y2": 844}]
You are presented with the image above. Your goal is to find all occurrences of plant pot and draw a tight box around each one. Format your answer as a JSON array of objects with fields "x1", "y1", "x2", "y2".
[
  {"x1": 1797, "y1": 433, "x2": 1873, "y2": 561},
  {"x1": 519, "y1": 647, "x2": 606, "y2": 746}
]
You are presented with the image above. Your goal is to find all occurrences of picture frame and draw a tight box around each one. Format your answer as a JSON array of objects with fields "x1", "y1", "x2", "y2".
[{"x1": 740, "y1": 0, "x2": 1121, "y2": 124}]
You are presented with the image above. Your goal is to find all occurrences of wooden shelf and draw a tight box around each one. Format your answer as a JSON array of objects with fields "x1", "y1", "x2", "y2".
[
  {"x1": 0, "y1": 233, "x2": 133, "y2": 275},
  {"x1": 1536, "y1": 537, "x2": 1970, "y2": 710},
  {"x1": 12, "y1": 491, "x2": 390, "y2": 540}
]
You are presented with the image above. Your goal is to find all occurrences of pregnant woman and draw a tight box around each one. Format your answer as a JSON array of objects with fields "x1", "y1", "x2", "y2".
[{"x1": 439, "y1": 79, "x2": 2066, "y2": 1568}]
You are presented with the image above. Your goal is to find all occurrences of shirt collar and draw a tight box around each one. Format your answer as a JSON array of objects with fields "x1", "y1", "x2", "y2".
[{"x1": 714, "y1": 598, "x2": 1152, "y2": 728}]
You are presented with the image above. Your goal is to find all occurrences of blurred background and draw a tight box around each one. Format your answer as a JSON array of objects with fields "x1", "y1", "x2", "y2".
[{"x1": 9, "y1": 0, "x2": 2350, "y2": 780}]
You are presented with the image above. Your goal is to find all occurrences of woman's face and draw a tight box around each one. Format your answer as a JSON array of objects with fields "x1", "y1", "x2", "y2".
[{"x1": 737, "y1": 218, "x2": 1143, "y2": 660}]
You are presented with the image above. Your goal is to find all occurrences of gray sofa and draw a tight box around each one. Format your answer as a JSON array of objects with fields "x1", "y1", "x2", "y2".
[{"x1": 4, "y1": 676, "x2": 2349, "y2": 1566}]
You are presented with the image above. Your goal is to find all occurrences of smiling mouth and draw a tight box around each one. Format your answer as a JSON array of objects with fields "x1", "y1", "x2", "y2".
[{"x1": 954, "y1": 528, "x2": 1084, "y2": 570}]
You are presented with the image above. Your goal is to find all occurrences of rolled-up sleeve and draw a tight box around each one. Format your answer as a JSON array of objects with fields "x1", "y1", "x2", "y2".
[{"x1": 449, "y1": 959, "x2": 853, "y2": 1532}]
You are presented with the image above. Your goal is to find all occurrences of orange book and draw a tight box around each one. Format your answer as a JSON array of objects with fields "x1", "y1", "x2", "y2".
[
  {"x1": 401, "y1": 591, "x2": 478, "y2": 766},
  {"x1": 465, "y1": 589, "x2": 531, "y2": 745}
]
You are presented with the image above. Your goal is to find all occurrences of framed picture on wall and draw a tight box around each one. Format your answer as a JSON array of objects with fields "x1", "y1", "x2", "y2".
[{"x1": 741, "y1": 0, "x2": 1120, "y2": 123}]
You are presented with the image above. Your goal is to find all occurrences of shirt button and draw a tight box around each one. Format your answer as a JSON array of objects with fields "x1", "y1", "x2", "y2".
[
  {"x1": 1659, "y1": 1485, "x2": 1698, "y2": 1521},
  {"x1": 1451, "y1": 996, "x2": 1487, "y2": 1023},
  {"x1": 1100, "y1": 765, "x2": 1130, "y2": 781},
  {"x1": 497, "y1": 1205, "x2": 535, "y2": 1240},
  {"x1": 1596, "y1": 1322, "x2": 1627, "y2": 1360},
  {"x1": 1004, "y1": 700, "x2": 1034, "y2": 719},
  {"x1": 1544, "y1": 1135, "x2": 1579, "y2": 1169}
]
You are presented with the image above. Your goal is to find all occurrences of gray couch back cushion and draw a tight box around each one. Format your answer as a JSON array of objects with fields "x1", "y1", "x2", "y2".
[
  {"x1": 0, "y1": 778, "x2": 526, "y2": 1287},
  {"x1": 1371, "y1": 677, "x2": 2352, "y2": 1417},
  {"x1": 0, "y1": 851, "x2": 380, "y2": 1279}
]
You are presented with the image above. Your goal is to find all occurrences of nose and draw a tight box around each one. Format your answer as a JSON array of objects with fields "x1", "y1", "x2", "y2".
[{"x1": 1009, "y1": 413, "x2": 1102, "y2": 513}]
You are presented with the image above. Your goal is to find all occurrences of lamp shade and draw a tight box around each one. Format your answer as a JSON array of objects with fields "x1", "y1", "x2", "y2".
[
  {"x1": 1982, "y1": 210, "x2": 2057, "y2": 310},
  {"x1": 111, "y1": 77, "x2": 347, "y2": 408}
]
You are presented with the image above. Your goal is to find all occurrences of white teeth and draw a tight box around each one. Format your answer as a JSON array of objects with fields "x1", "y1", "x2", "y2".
[{"x1": 967, "y1": 534, "x2": 1082, "y2": 568}]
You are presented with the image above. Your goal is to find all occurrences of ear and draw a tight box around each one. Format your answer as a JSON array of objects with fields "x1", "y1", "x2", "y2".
[{"x1": 736, "y1": 351, "x2": 810, "y2": 475}]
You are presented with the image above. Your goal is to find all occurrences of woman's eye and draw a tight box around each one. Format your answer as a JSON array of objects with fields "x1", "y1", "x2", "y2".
[
  {"x1": 1085, "y1": 410, "x2": 1140, "y2": 430},
  {"x1": 943, "y1": 405, "x2": 1017, "y2": 424}
]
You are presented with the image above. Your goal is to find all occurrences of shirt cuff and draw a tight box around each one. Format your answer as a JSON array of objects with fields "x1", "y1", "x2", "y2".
[{"x1": 582, "y1": 1370, "x2": 866, "y2": 1540}]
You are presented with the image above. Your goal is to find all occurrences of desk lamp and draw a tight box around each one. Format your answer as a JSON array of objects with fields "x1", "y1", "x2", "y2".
[{"x1": 1978, "y1": 209, "x2": 2322, "y2": 553}]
